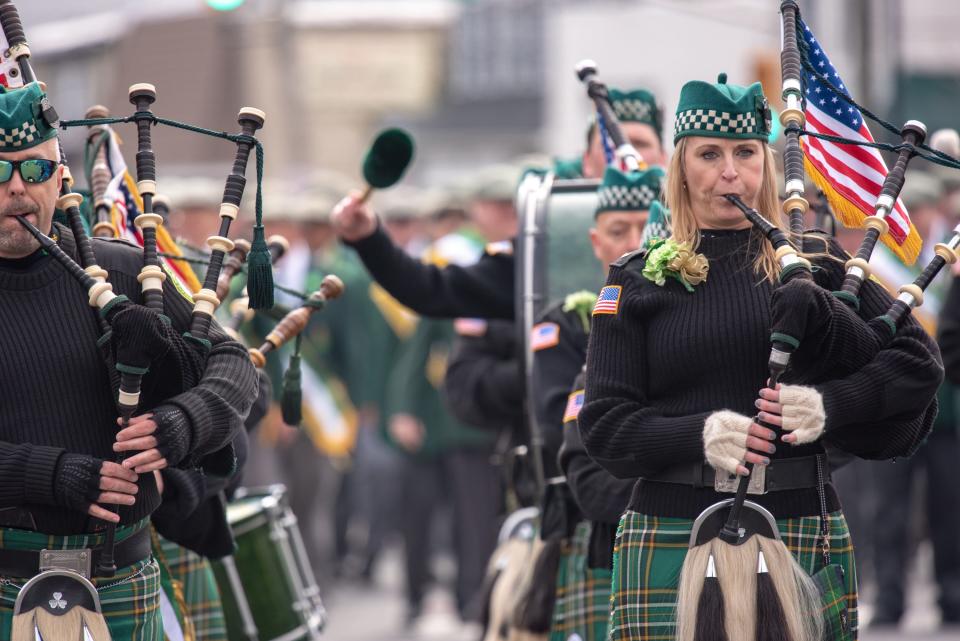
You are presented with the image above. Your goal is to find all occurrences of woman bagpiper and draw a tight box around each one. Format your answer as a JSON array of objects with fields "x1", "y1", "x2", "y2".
[{"x1": 579, "y1": 74, "x2": 943, "y2": 641}]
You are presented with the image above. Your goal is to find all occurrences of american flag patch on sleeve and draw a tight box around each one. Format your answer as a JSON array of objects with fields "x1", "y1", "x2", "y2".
[
  {"x1": 563, "y1": 389, "x2": 585, "y2": 423},
  {"x1": 592, "y1": 285, "x2": 622, "y2": 315},
  {"x1": 530, "y1": 322, "x2": 560, "y2": 351},
  {"x1": 454, "y1": 318, "x2": 488, "y2": 337}
]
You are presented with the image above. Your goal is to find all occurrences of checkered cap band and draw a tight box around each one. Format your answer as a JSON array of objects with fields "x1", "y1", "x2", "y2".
[
  {"x1": 674, "y1": 108, "x2": 760, "y2": 137},
  {"x1": 597, "y1": 183, "x2": 657, "y2": 211},
  {"x1": 0, "y1": 121, "x2": 39, "y2": 148},
  {"x1": 613, "y1": 99, "x2": 654, "y2": 124}
]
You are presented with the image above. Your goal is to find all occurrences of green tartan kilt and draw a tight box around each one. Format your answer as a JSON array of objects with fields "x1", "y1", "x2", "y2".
[
  {"x1": 550, "y1": 520, "x2": 613, "y2": 641},
  {"x1": 0, "y1": 520, "x2": 163, "y2": 640},
  {"x1": 156, "y1": 534, "x2": 228, "y2": 641},
  {"x1": 608, "y1": 510, "x2": 858, "y2": 641}
]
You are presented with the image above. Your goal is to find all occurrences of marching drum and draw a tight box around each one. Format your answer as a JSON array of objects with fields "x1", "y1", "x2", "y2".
[
  {"x1": 516, "y1": 173, "x2": 601, "y2": 470},
  {"x1": 516, "y1": 173, "x2": 602, "y2": 333},
  {"x1": 211, "y1": 485, "x2": 325, "y2": 641}
]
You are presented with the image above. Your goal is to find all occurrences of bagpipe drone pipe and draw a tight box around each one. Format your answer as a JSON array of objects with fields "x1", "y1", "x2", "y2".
[
  {"x1": 575, "y1": 59, "x2": 647, "y2": 172},
  {"x1": 765, "y1": 0, "x2": 954, "y2": 459}
]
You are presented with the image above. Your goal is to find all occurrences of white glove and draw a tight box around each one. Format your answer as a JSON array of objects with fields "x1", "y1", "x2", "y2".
[
  {"x1": 703, "y1": 410, "x2": 753, "y2": 476},
  {"x1": 779, "y1": 384, "x2": 826, "y2": 444}
]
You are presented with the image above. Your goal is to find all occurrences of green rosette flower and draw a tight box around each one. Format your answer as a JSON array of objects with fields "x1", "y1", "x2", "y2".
[
  {"x1": 641, "y1": 238, "x2": 708, "y2": 292},
  {"x1": 642, "y1": 239, "x2": 680, "y2": 287}
]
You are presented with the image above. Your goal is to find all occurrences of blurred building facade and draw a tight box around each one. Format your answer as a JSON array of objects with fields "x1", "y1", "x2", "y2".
[{"x1": 15, "y1": 0, "x2": 960, "y2": 193}]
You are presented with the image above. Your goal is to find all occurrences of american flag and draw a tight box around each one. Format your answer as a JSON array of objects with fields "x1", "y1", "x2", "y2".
[
  {"x1": 563, "y1": 389, "x2": 585, "y2": 423},
  {"x1": 100, "y1": 127, "x2": 201, "y2": 295},
  {"x1": 798, "y1": 17, "x2": 921, "y2": 264},
  {"x1": 454, "y1": 317, "x2": 488, "y2": 337},
  {"x1": 592, "y1": 285, "x2": 621, "y2": 315},
  {"x1": 530, "y1": 322, "x2": 560, "y2": 351}
]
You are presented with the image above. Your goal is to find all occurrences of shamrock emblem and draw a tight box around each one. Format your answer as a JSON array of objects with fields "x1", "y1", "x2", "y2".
[{"x1": 48, "y1": 591, "x2": 67, "y2": 609}]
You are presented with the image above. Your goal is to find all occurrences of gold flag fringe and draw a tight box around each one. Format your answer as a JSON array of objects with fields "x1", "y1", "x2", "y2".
[{"x1": 803, "y1": 157, "x2": 922, "y2": 265}]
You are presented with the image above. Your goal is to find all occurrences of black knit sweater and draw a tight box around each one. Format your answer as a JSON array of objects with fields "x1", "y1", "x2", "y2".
[
  {"x1": 0, "y1": 225, "x2": 258, "y2": 534},
  {"x1": 346, "y1": 223, "x2": 514, "y2": 319},
  {"x1": 581, "y1": 227, "x2": 942, "y2": 519}
]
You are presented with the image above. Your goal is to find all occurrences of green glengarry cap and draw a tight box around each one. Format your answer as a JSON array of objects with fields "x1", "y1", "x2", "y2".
[
  {"x1": 609, "y1": 88, "x2": 662, "y2": 138},
  {"x1": 595, "y1": 166, "x2": 664, "y2": 217},
  {"x1": 673, "y1": 73, "x2": 771, "y2": 143},
  {"x1": 553, "y1": 156, "x2": 584, "y2": 179},
  {"x1": 0, "y1": 82, "x2": 59, "y2": 151},
  {"x1": 640, "y1": 200, "x2": 671, "y2": 249}
]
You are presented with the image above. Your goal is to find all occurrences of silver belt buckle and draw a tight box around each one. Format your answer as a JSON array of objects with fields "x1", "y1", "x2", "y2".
[
  {"x1": 39, "y1": 549, "x2": 92, "y2": 579},
  {"x1": 714, "y1": 465, "x2": 766, "y2": 495}
]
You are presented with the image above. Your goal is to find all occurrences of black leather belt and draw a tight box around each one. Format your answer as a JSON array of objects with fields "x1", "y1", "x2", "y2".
[
  {"x1": 0, "y1": 526, "x2": 151, "y2": 579},
  {"x1": 646, "y1": 455, "x2": 827, "y2": 494}
]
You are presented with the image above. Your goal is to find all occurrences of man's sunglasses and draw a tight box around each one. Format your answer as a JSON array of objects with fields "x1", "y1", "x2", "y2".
[{"x1": 0, "y1": 159, "x2": 59, "y2": 184}]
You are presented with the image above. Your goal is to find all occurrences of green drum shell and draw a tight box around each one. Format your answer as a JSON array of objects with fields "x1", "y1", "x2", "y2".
[{"x1": 212, "y1": 494, "x2": 307, "y2": 641}]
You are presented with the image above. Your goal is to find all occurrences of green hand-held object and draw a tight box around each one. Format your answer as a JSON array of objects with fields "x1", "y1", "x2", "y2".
[{"x1": 362, "y1": 128, "x2": 415, "y2": 192}]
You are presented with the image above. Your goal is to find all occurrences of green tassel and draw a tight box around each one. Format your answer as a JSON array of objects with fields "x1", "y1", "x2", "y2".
[
  {"x1": 247, "y1": 223, "x2": 274, "y2": 310},
  {"x1": 281, "y1": 348, "x2": 303, "y2": 427}
]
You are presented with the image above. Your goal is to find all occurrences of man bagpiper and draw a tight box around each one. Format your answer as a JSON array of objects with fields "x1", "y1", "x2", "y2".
[
  {"x1": 529, "y1": 167, "x2": 666, "y2": 641},
  {"x1": 0, "y1": 81, "x2": 258, "y2": 639}
]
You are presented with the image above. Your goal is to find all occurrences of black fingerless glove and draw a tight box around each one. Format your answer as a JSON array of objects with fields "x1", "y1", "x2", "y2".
[
  {"x1": 55, "y1": 453, "x2": 103, "y2": 513},
  {"x1": 151, "y1": 405, "x2": 193, "y2": 467}
]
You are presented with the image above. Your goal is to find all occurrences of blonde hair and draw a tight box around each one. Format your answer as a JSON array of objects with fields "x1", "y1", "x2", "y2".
[{"x1": 665, "y1": 138, "x2": 784, "y2": 284}]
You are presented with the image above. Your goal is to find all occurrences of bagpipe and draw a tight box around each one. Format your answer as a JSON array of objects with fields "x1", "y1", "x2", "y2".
[
  {"x1": 677, "y1": 5, "x2": 960, "y2": 641},
  {"x1": 575, "y1": 59, "x2": 646, "y2": 171},
  {"x1": 149, "y1": 229, "x2": 340, "y2": 640},
  {"x1": 675, "y1": 3, "x2": 960, "y2": 641},
  {"x1": 0, "y1": 1, "x2": 284, "y2": 637}
]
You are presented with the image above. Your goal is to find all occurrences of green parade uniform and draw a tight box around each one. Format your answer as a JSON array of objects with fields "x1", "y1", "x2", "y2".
[
  {"x1": 384, "y1": 231, "x2": 501, "y2": 619},
  {"x1": 320, "y1": 238, "x2": 415, "y2": 577},
  {"x1": 581, "y1": 75, "x2": 942, "y2": 641}
]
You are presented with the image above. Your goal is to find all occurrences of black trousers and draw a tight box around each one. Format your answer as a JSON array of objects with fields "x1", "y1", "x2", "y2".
[
  {"x1": 400, "y1": 448, "x2": 501, "y2": 619},
  {"x1": 871, "y1": 428, "x2": 960, "y2": 622}
]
